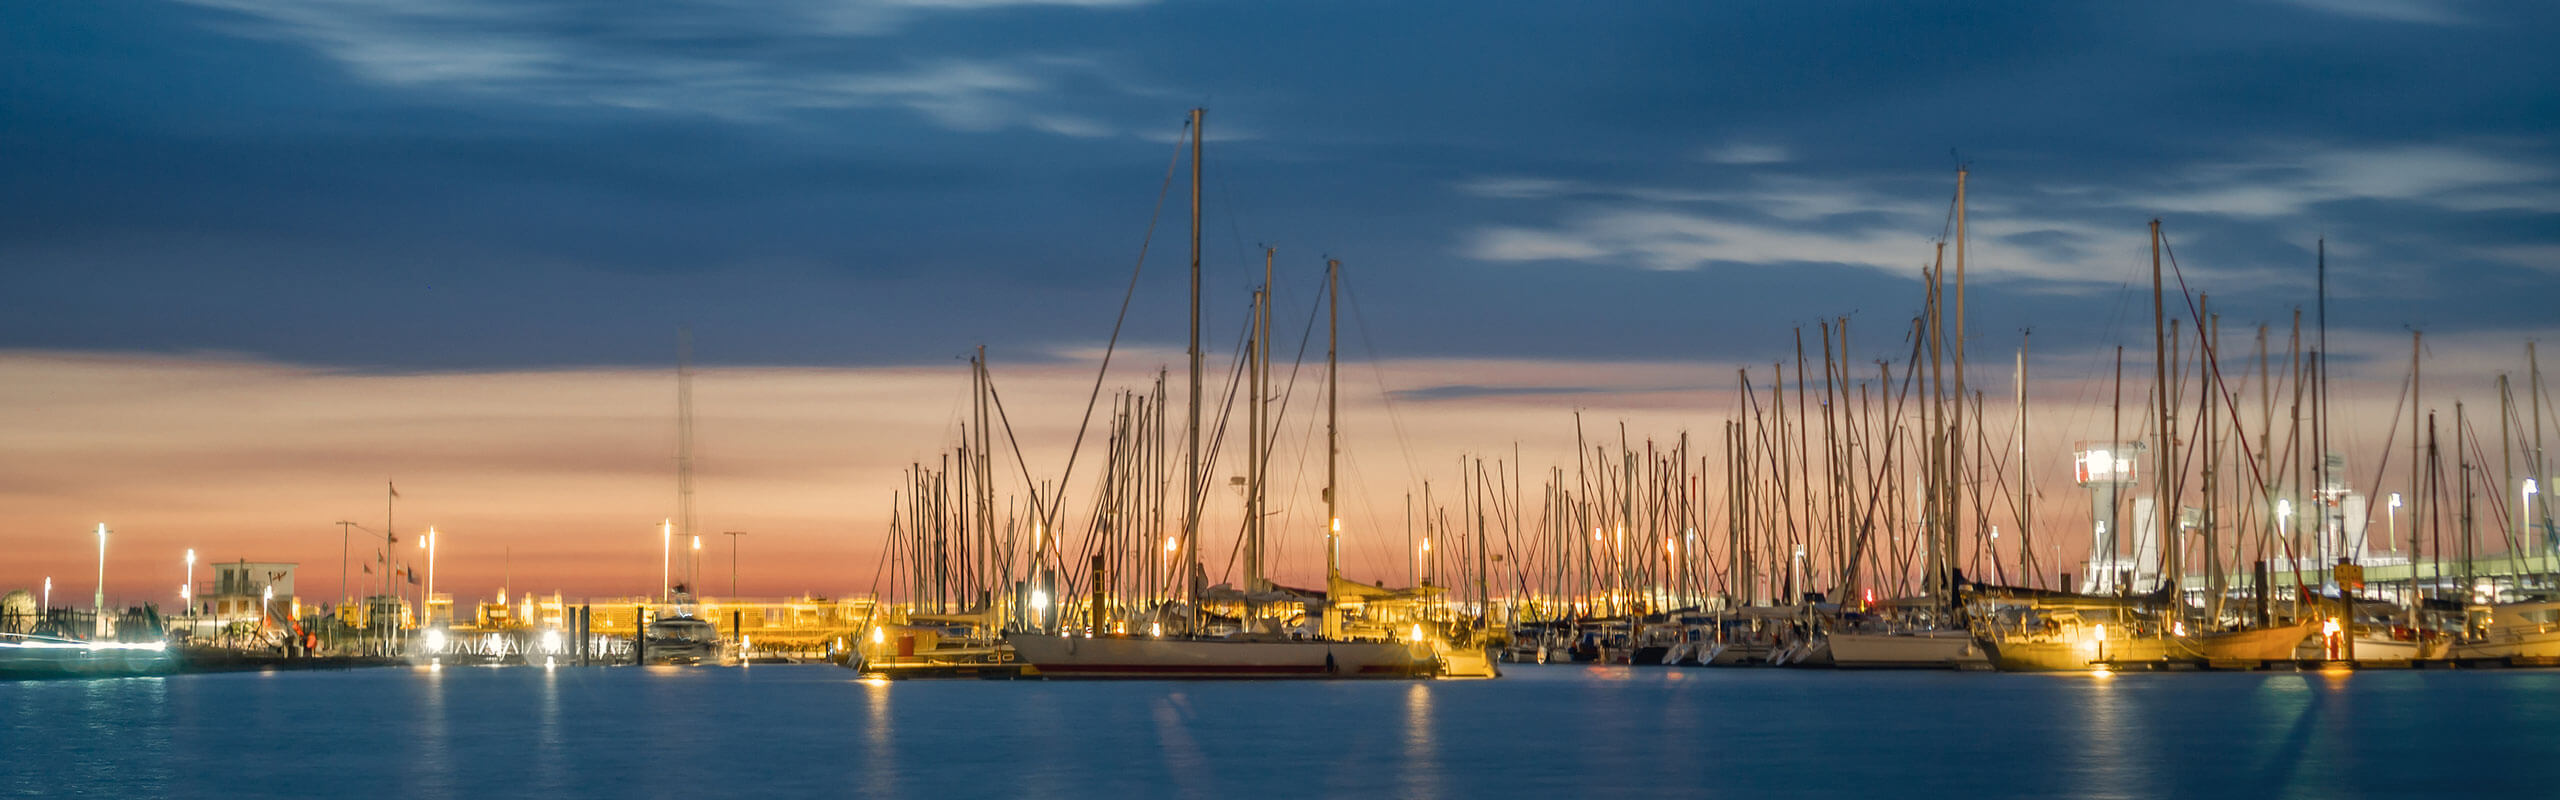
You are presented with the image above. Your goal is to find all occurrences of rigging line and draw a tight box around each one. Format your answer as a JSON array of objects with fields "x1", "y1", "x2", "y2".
[
  {"x1": 2159, "y1": 226, "x2": 2287, "y2": 505},
  {"x1": 1027, "y1": 117, "x2": 1193, "y2": 548},
  {"x1": 1339, "y1": 269, "x2": 1429, "y2": 489}
]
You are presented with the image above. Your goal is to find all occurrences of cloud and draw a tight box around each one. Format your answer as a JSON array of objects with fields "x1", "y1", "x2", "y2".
[
  {"x1": 2270, "y1": 0, "x2": 2467, "y2": 25},
  {"x1": 174, "y1": 0, "x2": 1157, "y2": 129},
  {"x1": 2127, "y1": 143, "x2": 2556, "y2": 217},
  {"x1": 1701, "y1": 142, "x2": 1791, "y2": 165}
]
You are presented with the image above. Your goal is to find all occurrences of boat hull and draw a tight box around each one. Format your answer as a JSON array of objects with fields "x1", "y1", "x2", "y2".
[
  {"x1": 1826, "y1": 631, "x2": 1990, "y2": 669},
  {"x1": 1004, "y1": 634, "x2": 1429, "y2": 679}
]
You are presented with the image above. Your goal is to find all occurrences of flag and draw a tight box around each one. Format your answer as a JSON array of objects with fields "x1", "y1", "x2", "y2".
[
  {"x1": 389, "y1": 481, "x2": 400, "y2": 500},
  {"x1": 363, "y1": 563, "x2": 372, "y2": 575},
  {"x1": 406, "y1": 570, "x2": 420, "y2": 586}
]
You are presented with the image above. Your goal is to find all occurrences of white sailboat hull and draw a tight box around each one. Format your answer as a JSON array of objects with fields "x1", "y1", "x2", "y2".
[
  {"x1": 1004, "y1": 633, "x2": 1430, "y2": 679},
  {"x1": 1826, "y1": 631, "x2": 1990, "y2": 669}
]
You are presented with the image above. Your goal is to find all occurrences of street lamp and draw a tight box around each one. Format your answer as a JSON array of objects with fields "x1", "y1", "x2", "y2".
[
  {"x1": 661, "y1": 519, "x2": 673, "y2": 604},
  {"x1": 261, "y1": 585, "x2": 273, "y2": 628},
  {"x1": 182, "y1": 548, "x2": 196, "y2": 612},
  {"x1": 723, "y1": 531, "x2": 747, "y2": 598}
]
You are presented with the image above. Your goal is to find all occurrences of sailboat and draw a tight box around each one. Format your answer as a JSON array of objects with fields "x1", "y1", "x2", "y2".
[{"x1": 1006, "y1": 110, "x2": 1434, "y2": 679}]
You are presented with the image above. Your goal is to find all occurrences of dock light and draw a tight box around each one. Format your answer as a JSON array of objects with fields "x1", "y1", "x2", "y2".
[
  {"x1": 1030, "y1": 590, "x2": 1050, "y2": 612},
  {"x1": 42, "y1": 577, "x2": 50, "y2": 612},
  {"x1": 1149, "y1": 622, "x2": 1162, "y2": 638},
  {"x1": 423, "y1": 628, "x2": 447, "y2": 653},
  {"x1": 2389, "y1": 493, "x2": 2403, "y2": 510},
  {"x1": 742, "y1": 635, "x2": 751, "y2": 650},
  {"x1": 2322, "y1": 618, "x2": 2341, "y2": 637},
  {"x1": 2172, "y1": 621, "x2": 2185, "y2": 637},
  {"x1": 692, "y1": 535, "x2": 701, "y2": 551},
  {"x1": 1331, "y1": 517, "x2": 1342, "y2": 533},
  {"x1": 1593, "y1": 528, "x2": 1601, "y2": 542},
  {"x1": 262, "y1": 585, "x2": 273, "y2": 626},
  {"x1": 1164, "y1": 536, "x2": 1179, "y2": 553},
  {"x1": 541, "y1": 629, "x2": 564, "y2": 654},
  {"x1": 2277, "y1": 499, "x2": 2291, "y2": 518},
  {"x1": 1421, "y1": 537, "x2": 1431, "y2": 553},
  {"x1": 870, "y1": 627, "x2": 884, "y2": 645},
  {"x1": 183, "y1": 549, "x2": 195, "y2": 607},
  {"x1": 1410, "y1": 624, "x2": 1424, "y2": 642},
  {"x1": 2093, "y1": 623, "x2": 2108, "y2": 642}
]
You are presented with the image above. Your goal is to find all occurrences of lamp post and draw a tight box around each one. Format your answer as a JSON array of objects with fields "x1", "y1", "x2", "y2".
[
  {"x1": 261, "y1": 585, "x2": 273, "y2": 628},
  {"x1": 94, "y1": 524, "x2": 109, "y2": 638},
  {"x1": 2525, "y1": 480, "x2": 2540, "y2": 563},
  {"x1": 723, "y1": 531, "x2": 746, "y2": 598},
  {"x1": 420, "y1": 527, "x2": 438, "y2": 626},
  {"x1": 661, "y1": 519, "x2": 672, "y2": 604},
  {"x1": 182, "y1": 549, "x2": 196, "y2": 614}
]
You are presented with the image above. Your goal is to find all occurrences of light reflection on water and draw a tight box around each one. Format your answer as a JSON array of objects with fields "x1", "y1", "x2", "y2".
[{"x1": 4, "y1": 665, "x2": 2558, "y2": 799}]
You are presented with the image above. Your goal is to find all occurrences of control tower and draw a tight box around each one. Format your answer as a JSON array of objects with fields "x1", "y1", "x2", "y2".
[{"x1": 2075, "y1": 442, "x2": 2141, "y2": 594}]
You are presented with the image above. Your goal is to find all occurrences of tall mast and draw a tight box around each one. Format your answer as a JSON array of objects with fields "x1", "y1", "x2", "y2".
[
  {"x1": 1952, "y1": 167, "x2": 1969, "y2": 595},
  {"x1": 1247, "y1": 246, "x2": 1271, "y2": 606},
  {"x1": 2016, "y1": 334, "x2": 2036, "y2": 587},
  {"x1": 1323, "y1": 258, "x2": 1343, "y2": 639},
  {"x1": 677, "y1": 325, "x2": 696, "y2": 602},
  {"x1": 2150, "y1": 219, "x2": 2178, "y2": 612},
  {"x1": 1184, "y1": 107, "x2": 1205, "y2": 623}
]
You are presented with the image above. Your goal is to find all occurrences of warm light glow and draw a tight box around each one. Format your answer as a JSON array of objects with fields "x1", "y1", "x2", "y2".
[
  {"x1": 1149, "y1": 622, "x2": 1162, "y2": 637},
  {"x1": 870, "y1": 626, "x2": 884, "y2": 645},
  {"x1": 692, "y1": 535, "x2": 700, "y2": 551},
  {"x1": 1029, "y1": 590, "x2": 1050, "y2": 612},
  {"x1": 1420, "y1": 537, "x2": 1431, "y2": 553},
  {"x1": 2527, "y1": 479, "x2": 2540, "y2": 497},
  {"x1": 2322, "y1": 618, "x2": 2341, "y2": 636},
  {"x1": 540, "y1": 629, "x2": 564, "y2": 654},
  {"x1": 2093, "y1": 623, "x2": 2108, "y2": 642},
  {"x1": 1330, "y1": 517, "x2": 1342, "y2": 532},
  {"x1": 1164, "y1": 536, "x2": 1179, "y2": 553},
  {"x1": 423, "y1": 628, "x2": 447, "y2": 653},
  {"x1": 2171, "y1": 621, "x2": 2185, "y2": 637},
  {"x1": 2388, "y1": 492, "x2": 2403, "y2": 509},
  {"x1": 1410, "y1": 624, "x2": 1424, "y2": 642},
  {"x1": 2276, "y1": 499, "x2": 2292, "y2": 518}
]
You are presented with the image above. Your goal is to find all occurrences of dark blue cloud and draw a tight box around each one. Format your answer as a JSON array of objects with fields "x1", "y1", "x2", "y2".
[{"x1": 3, "y1": 0, "x2": 2554, "y2": 371}]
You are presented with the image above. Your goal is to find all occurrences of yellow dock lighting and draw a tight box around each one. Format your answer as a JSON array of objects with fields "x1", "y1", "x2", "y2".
[
  {"x1": 870, "y1": 626, "x2": 884, "y2": 645},
  {"x1": 423, "y1": 628, "x2": 447, "y2": 654}
]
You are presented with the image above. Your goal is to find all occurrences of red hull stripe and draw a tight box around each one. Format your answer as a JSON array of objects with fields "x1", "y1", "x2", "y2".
[{"x1": 1032, "y1": 663, "x2": 1420, "y2": 675}]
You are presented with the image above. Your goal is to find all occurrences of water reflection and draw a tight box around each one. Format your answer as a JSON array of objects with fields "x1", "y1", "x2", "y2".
[
  {"x1": 532, "y1": 667, "x2": 565, "y2": 794},
  {"x1": 1150, "y1": 693, "x2": 1206, "y2": 798},
  {"x1": 2070, "y1": 672, "x2": 2137, "y2": 800},
  {"x1": 414, "y1": 665, "x2": 449, "y2": 797},
  {"x1": 1402, "y1": 683, "x2": 1438, "y2": 800},
  {"x1": 861, "y1": 677, "x2": 899, "y2": 796}
]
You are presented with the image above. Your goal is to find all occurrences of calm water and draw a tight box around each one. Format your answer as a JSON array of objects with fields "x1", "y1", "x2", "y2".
[{"x1": 5, "y1": 664, "x2": 2556, "y2": 799}]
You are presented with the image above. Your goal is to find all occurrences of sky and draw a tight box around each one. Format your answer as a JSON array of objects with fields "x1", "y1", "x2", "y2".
[{"x1": 4, "y1": 0, "x2": 2557, "y2": 607}]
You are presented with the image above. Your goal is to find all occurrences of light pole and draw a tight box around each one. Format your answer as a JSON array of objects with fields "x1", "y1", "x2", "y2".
[
  {"x1": 182, "y1": 549, "x2": 196, "y2": 614},
  {"x1": 261, "y1": 585, "x2": 273, "y2": 628},
  {"x1": 42, "y1": 577, "x2": 51, "y2": 614},
  {"x1": 2526, "y1": 480, "x2": 2540, "y2": 560},
  {"x1": 690, "y1": 534, "x2": 702, "y2": 599},
  {"x1": 661, "y1": 519, "x2": 672, "y2": 604},
  {"x1": 419, "y1": 527, "x2": 438, "y2": 626},
  {"x1": 94, "y1": 523, "x2": 109, "y2": 638},
  {"x1": 723, "y1": 531, "x2": 746, "y2": 598}
]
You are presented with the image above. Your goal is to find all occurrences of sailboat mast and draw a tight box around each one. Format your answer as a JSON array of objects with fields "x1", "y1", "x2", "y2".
[
  {"x1": 1184, "y1": 107, "x2": 1204, "y2": 624},
  {"x1": 1324, "y1": 258, "x2": 1342, "y2": 639},
  {"x1": 677, "y1": 325, "x2": 696, "y2": 602},
  {"x1": 2150, "y1": 219, "x2": 2178, "y2": 614}
]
